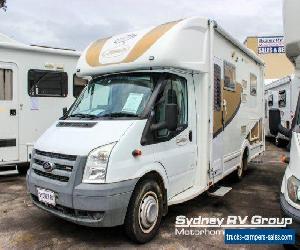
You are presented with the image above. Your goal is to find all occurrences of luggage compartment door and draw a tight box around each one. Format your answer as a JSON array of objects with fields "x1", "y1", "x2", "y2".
[{"x1": 0, "y1": 62, "x2": 19, "y2": 163}]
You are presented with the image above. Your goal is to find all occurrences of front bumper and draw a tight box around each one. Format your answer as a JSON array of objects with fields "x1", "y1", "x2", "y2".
[
  {"x1": 280, "y1": 193, "x2": 300, "y2": 234},
  {"x1": 26, "y1": 151, "x2": 138, "y2": 227}
]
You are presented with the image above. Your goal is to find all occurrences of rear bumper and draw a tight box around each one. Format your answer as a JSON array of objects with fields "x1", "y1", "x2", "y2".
[
  {"x1": 27, "y1": 169, "x2": 138, "y2": 227},
  {"x1": 280, "y1": 193, "x2": 300, "y2": 234}
]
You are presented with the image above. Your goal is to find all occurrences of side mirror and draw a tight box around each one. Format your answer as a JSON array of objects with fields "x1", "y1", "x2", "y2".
[
  {"x1": 62, "y1": 107, "x2": 68, "y2": 117},
  {"x1": 165, "y1": 103, "x2": 178, "y2": 131},
  {"x1": 269, "y1": 108, "x2": 281, "y2": 136}
]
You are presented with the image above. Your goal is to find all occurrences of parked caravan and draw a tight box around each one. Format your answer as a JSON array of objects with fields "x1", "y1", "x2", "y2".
[
  {"x1": 265, "y1": 75, "x2": 300, "y2": 146},
  {"x1": 0, "y1": 33, "x2": 86, "y2": 173},
  {"x1": 26, "y1": 17, "x2": 265, "y2": 243}
]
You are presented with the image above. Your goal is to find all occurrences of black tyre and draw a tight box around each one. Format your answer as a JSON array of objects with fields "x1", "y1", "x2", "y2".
[
  {"x1": 17, "y1": 165, "x2": 29, "y2": 175},
  {"x1": 235, "y1": 152, "x2": 248, "y2": 181},
  {"x1": 275, "y1": 138, "x2": 289, "y2": 148},
  {"x1": 124, "y1": 178, "x2": 164, "y2": 243}
]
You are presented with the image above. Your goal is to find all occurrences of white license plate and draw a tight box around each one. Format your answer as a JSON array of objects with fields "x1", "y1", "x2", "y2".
[{"x1": 37, "y1": 187, "x2": 56, "y2": 206}]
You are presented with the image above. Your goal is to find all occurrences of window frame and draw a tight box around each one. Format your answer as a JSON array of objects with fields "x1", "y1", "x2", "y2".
[
  {"x1": 278, "y1": 90, "x2": 287, "y2": 108},
  {"x1": 28, "y1": 69, "x2": 68, "y2": 98},
  {"x1": 0, "y1": 68, "x2": 13, "y2": 101},
  {"x1": 154, "y1": 76, "x2": 189, "y2": 141},
  {"x1": 223, "y1": 61, "x2": 236, "y2": 92}
]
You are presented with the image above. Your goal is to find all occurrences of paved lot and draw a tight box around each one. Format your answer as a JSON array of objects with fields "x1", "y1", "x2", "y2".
[{"x1": 0, "y1": 142, "x2": 289, "y2": 249}]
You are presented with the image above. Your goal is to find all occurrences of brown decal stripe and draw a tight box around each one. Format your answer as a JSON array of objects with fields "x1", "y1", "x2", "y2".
[
  {"x1": 213, "y1": 83, "x2": 243, "y2": 138},
  {"x1": 86, "y1": 20, "x2": 180, "y2": 67}
]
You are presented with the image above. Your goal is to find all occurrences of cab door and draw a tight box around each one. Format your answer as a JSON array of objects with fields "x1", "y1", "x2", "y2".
[
  {"x1": 152, "y1": 73, "x2": 197, "y2": 198},
  {"x1": 0, "y1": 62, "x2": 19, "y2": 163}
]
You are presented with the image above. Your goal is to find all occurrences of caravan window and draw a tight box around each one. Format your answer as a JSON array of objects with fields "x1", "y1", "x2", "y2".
[
  {"x1": 214, "y1": 64, "x2": 222, "y2": 111},
  {"x1": 73, "y1": 74, "x2": 88, "y2": 98},
  {"x1": 224, "y1": 61, "x2": 236, "y2": 91},
  {"x1": 0, "y1": 69, "x2": 13, "y2": 100},
  {"x1": 28, "y1": 69, "x2": 68, "y2": 97},
  {"x1": 278, "y1": 90, "x2": 287, "y2": 108},
  {"x1": 268, "y1": 94, "x2": 274, "y2": 107},
  {"x1": 250, "y1": 73, "x2": 257, "y2": 96}
]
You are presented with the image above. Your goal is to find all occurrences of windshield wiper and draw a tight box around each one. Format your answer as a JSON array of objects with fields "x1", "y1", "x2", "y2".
[
  {"x1": 68, "y1": 113, "x2": 98, "y2": 119},
  {"x1": 100, "y1": 112, "x2": 139, "y2": 118}
]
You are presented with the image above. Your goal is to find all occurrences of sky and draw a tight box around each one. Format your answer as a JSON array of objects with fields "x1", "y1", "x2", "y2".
[{"x1": 0, "y1": 0, "x2": 283, "y2": 51}]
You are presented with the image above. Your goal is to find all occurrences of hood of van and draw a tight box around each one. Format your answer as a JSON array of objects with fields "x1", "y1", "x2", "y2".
[{"x1": 34, "y1": 120, "x2": 135, "y2": 156}]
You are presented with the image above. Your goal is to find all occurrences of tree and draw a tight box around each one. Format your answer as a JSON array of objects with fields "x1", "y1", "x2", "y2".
[{"x1": 0, "y1": 0, "x2": 7, "y2": 11}]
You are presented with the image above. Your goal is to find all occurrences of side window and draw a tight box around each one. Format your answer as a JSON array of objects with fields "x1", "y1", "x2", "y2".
[
  {"x1": 224, "y1": 61, "x2": 236, "y2": 91},
  {"x1": 214, "y1": 64, "x2": 222, "y2": 111},
  {"x1": 278, "y1": 90, "x2": 287, "y2": 108},
  {"x1": 28, "y1": 69, "x2": 68, "y2": 97},
  {"x1": 0, "y1": 69, "x2": 13, "y2": 100},
  {"x1": 250, "y1": 73, "x2": 257, "y2": 96},
  {"x1": 73, "y1": 74, "x2": 88, "y2": 98},
  {"x1": 268, "y1": 94, "x2": 274, "y2": 107},
  {"x1": 155, "y1": 77, "x2": 188, "y2": 138}
]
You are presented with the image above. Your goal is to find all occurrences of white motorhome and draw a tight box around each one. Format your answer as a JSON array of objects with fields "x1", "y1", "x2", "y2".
[
  {"x1": 280, "y1": 0, "x2": 300, "y2": 240},
  {"x1": 265, "y1": 75, "x2": 300, "y2": 146},
  {"x1": 0, "y1": 33, "x2": 86, "y2": 173},
  {"x1": 26, "y1": 17, "x2": 265, "y2": 243}
]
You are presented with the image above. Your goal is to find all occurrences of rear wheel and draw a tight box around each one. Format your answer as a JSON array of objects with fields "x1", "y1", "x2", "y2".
[
  {"x1": 124, "y1": 178, "x2": 163, "y2": 243},
  {"x1": 235, "y1": 152, "x2": 248, "y2": 181}
]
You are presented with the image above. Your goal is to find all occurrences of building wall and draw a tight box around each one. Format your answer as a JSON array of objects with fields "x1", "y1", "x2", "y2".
[{"x1": 245, "y1": 36, "x2": 294, "y2": 80}]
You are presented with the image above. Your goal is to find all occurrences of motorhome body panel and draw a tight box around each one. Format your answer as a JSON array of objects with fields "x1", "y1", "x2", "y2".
[{"x1": 0, "y1": 42, "x2": 80, "y2": 165}]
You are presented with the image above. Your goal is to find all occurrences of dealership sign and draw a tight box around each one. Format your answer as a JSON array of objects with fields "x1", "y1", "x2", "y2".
[{"x1": 257, "y1": 36, "x2": 285, "y2": 54}]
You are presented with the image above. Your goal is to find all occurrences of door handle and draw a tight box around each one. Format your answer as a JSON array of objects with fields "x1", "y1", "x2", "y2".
[
  {"x1": 10, "y1": 109, "x2": 16, "y2": 116},
  {"x1": 189, "y1": 130, "x2": 193, "y2": 142}
]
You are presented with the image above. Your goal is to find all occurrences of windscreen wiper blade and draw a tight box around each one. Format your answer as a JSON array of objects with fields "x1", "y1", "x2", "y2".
[
  {"x1": 100, "y1": 112, "x2": 138, "y2": 118},
  {"x1": 68, "y1": 113, "x2": 98, "y2": 119}
]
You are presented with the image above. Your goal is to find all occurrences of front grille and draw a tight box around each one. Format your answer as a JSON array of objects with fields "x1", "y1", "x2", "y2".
[
  {"x1": 33, "y1": 169, "x2": 69, "y2": 182},
  {"x1": 34, "y1": 159, "x2": 73, "y2": 172},
  {"x1": 35, "y1": 149, "x2": 77, "y2": 161}
]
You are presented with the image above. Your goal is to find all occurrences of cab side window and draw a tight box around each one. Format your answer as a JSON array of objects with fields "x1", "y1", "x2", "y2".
[
  {"x1": 155, "y1": 77, "x2": 188, "y2": 138},
  {"x1": 73, "y1": 74, "x2": 88, "y2": 98}
]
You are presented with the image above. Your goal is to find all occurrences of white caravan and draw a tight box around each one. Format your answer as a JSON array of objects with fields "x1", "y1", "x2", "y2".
[
  {"x1": 280, "y1": 0, "x2": 300, "y2": 239},
  {"x1": 265, "y1": 75, "x2": 300, "y2": 146},
  {"x1": 26, "y1": 17, "x2": 265, "y2": 243},
  {"x1": 0, "y1": 33, "x2": 85, "y2": 173}
]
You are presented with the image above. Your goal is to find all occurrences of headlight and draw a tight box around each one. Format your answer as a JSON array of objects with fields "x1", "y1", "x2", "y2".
[
  {"x1": 82, "y1": 142, "x2": 116, "y2": 183},
  {"x1": 287, "y1": 175, "x2": 300, "y2": 204}
]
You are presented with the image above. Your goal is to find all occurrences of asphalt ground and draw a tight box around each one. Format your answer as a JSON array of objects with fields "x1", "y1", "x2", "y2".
[{"x1": 0, "y1": 141, "x2": 289, "y2": 249}]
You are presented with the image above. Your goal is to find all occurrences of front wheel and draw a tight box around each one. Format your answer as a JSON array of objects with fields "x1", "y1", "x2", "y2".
[{"x1": 124, "y1": 179, "x2": 163, "y2": 243}]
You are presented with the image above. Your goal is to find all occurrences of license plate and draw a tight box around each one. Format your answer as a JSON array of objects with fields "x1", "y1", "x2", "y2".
[{"x1": 37, "y1": 187, "x2": 56, "y2": 206}]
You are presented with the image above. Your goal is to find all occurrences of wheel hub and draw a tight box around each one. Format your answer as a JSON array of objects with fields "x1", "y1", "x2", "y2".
[{"x1": 139, "y1": 192, "x2": 158, "y2": 233}]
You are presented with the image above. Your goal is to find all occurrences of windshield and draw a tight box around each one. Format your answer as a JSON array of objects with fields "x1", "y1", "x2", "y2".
[{"x1": 68, "y1": 74, "x2": 156, "y2": 119}]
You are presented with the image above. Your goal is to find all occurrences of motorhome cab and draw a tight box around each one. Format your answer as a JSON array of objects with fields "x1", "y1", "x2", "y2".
[
  {"x1": 26, "y1": 17, "x2": 265, "y2": 243},
  {"x1": 0, "y1": 33, "x2": 85, "y2": 173},
  {"x1": 265, "y1": 75, "x2": 300, "y2": 147}
]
